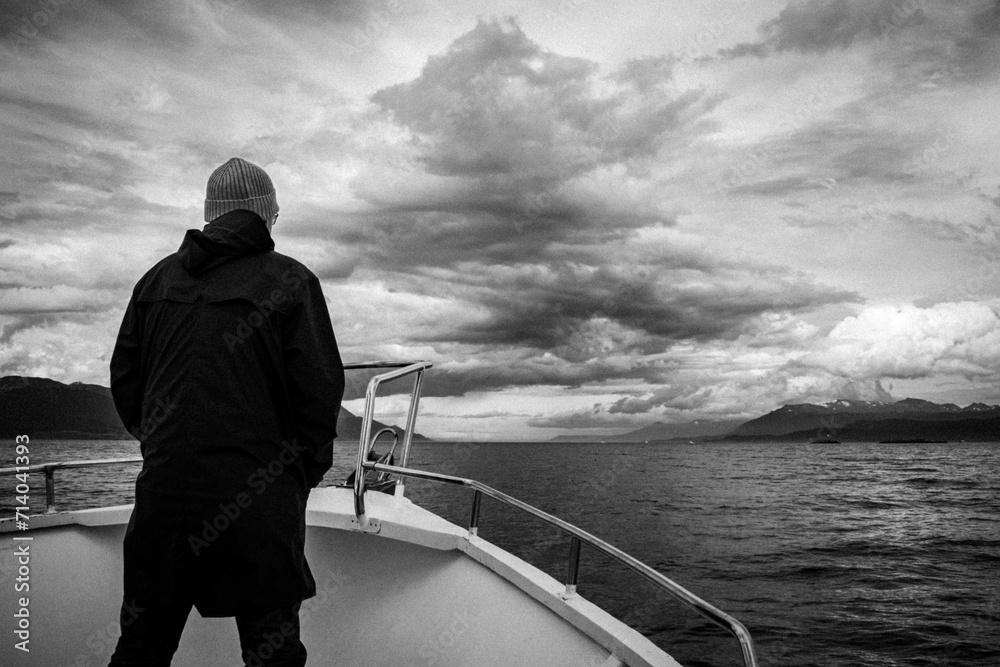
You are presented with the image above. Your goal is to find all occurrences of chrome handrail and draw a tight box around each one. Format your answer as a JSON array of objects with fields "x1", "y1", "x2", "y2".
[
  {"x1": 348, "y1": 360, "x2": 757, "y2": 664},
  {"x1": 363, "y1": 460, "x2": 760, "y2": 667},
  {"x1": 0, "y1": 457, "x2": 142, "y2": 514},
  {"x1": 348, "y1": 360, "x2": 433, "y2": 519}
]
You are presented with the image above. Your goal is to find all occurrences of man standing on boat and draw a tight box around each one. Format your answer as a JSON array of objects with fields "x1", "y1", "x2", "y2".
[{"x1": 108, "y1": 157, "x2": 345, "y2": 666}]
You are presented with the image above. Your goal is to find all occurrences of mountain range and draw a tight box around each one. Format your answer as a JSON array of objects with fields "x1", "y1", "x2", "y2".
[
  {"x1": 556, "y1": 398, "x2": 1000, "y2": 443},
  {"x1": 731, "y1": 398, "x2": 1000, "y2": 437},
  {"x1": 0, "y1": 375, "x2": 423, "y2": 443}
]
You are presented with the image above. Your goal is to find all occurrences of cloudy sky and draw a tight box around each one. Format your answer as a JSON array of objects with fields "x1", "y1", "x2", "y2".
[{"x1": 2, "y1": 0, "x2": 999, "y2": 440}]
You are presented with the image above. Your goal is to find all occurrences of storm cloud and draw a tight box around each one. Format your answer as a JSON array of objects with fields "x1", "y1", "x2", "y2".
[{"x1": 335, "y1": 18, "x2": 860, "y2": 370}]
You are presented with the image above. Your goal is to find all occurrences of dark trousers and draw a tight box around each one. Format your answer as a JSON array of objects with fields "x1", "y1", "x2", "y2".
[{"x1": 108, "y1": 598, "x2": 307, "y2": 667}]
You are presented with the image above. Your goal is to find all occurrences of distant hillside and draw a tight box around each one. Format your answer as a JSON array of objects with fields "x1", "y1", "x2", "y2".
[
  {"x1": 553, "y1": 398, "x2": 1000, "y2": 444},
  {"x1": 0, "y1": 376, "x2": 130, "y2": 439},
  {"x1": 551, "y1": 419, "x2": 742, "y2": 442},
  {"x1": 725, "y1": 415, "x2": 1000, "y2": 443},
  {"x1": 723, "y1": 397, "x2": 1000, "y2": 443},
  {"x1": 0, "y1": 375, "x2": 425, "y2": 442}
]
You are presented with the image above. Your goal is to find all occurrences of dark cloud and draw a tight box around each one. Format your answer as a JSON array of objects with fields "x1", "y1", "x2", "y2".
[
  {"x1": 331, "y1": 17, "x2": 863, "y2": 393},
  {"x1": 613, "y1": 55, "x2": 676, "y2": 92},
  {"x1": 0, "y1": 310, "x2": 107, "y2": 345},
  {"x1": 10, "y1": 0, "x2": 367, "y2": 53},
  {"x1": 1, "y1": 0, "x2": 201, "y2": 57},
  {"x1": 323, "y1": 203, "x2": 668, "y2": 272},
  {"x1": 369, "y1": 17, "x2": 719, "y2": 188},
  {"x1": 338, "y1": 17, "x2": 721, "y2": 278},
  {"x1": 0, "y1": 91, "x2": 109, "y2": 140},
  {"x1": 0, "y1": 287, "x2": 113, "y2": 316},
  {"x1": 949, "y1": 0, "x2": 1000, "y2": 80},
  {"x1": 0, "y1": 312, "x2": 57, "y2": 345},
  {"x1": 79, "y1": 1, "x2": 202, "y2": 50},
  {"x1": 722, "y1": 0, "x2": 926, "y2": 57},
  {"x1": 729, "y1": 176, "x2": 839, "y2": 197},
  {"x1": 891, "y1": 212, "x2": 976, "y2": 243},
  {"x1": 723, "y1": 110, "x2": 954, "y2": 193},
  {"x1": 420, "y1": 358, "x2": 663, "y2": 398},
  {"x1": 372, "y1": 18, "x2": 598, "y2": 179},
  {"x1": 308, "y1": 252, "x2": 358, "y2": 281},
  {"x1": 421, "y1": 263, "x2": 858, "y2": 350},
  {"x1": 608, "y1": 383, "x2": 715, "y2": 413},
  {"x1": 764, "y1": 0, "x2": 925, "y2": 53},
  {"x1": 608, "y1": 396, "x2": 651, "y2": 414},
  {"x1": 825, "y1": 127, "x2": 923, "y2": 182},
  {"x1": 236, "y1": 0, "x2": 368, "y2": 23},
  {"x1": 720, "y1": 42, "x2": 770, "y2": 59},
  {"x1": 722, "y1": 0, "x2": 1000, "y2": 85}
]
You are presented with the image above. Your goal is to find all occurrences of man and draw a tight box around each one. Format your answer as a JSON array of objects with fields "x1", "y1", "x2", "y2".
[{"x1": 108, "y1": 157, "x2": 345, "y2": 666}]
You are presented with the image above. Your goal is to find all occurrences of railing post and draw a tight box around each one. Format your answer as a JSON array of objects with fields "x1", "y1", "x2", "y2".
[
  {"x1": 349, "y1": 361, "x2": 433, "y2": 523},
  {"x1": 566, "y1": 536, "x2": 581, "y2": 596},
  {"x1": 44, "y1": 467, "x2": 56, "y2": 514},
  {"x1": 398, "y1": 369, "x2": 425, "y2": 471},
  {"x1": 469, "y1": 490, "x2": 482, "y2": 536}
]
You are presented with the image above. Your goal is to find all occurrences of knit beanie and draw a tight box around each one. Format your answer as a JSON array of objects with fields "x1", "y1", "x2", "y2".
[{"x1": 204, "y1": 157, "x2": 279, "y2": 223}]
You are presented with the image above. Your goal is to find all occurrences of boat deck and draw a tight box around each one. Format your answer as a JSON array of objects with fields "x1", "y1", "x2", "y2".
[{"x1": 0, "y1": 486, "x2": 681, "y2": 666}]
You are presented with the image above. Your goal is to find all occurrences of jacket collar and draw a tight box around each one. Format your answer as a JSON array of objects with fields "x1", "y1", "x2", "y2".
[{"x1": 178, "y1": 209, "x2": 275, "y2": 276}]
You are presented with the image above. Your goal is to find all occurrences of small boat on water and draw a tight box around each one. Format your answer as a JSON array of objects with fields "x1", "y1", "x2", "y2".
[{"x1": 0, "y1": 361, "x2": 758, "y2": 666}]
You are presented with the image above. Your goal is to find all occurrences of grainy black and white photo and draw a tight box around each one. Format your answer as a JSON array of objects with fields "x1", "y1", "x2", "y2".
[{"x1": 0, "y1": 1, "x2": 998, "y2": 666}]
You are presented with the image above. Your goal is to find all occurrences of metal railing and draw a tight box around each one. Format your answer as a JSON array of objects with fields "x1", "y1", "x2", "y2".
[
  {"x1": 0, "y1": 458, "x2": 141, "y2": 514},
  {"x1": 347, "y1": 360, "x2": 432, "y2": 518},
  {"x1": 347, "y1": 360, "x2": 758, "y2": 667},
  {"x1": 361, "y1": 460, "x2": 760, "y2": 667}
]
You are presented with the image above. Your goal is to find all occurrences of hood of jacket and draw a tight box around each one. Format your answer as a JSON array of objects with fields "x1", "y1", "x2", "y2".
[{"x1": 178, "y1": 209, "x2": 275, "y2": 276}]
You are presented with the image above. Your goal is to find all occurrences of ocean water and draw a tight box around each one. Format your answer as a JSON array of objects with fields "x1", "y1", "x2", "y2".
[{"x1": 2, "y1": 438, "x2": 998, "y2": 666}]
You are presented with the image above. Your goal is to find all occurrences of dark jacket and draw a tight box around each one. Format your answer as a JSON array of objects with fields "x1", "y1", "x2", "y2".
[{"x1": 110, "y1": 209, "x2": 345, "y2": 616}]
